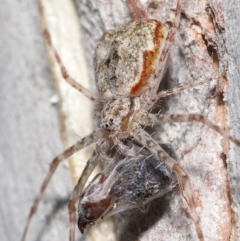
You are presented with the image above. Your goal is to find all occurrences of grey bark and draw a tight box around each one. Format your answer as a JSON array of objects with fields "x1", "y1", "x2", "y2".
[
  {"x1": 0, "y1": 1, "x2": 74, "y2": 241},
  {"x1": 222, "y1": 1, "x2": 240, "y2": 239}
]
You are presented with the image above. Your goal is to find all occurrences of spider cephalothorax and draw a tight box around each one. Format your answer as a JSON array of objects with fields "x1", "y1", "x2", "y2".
[{"x1": 101, "y1": 97, "x2": 132, "y2": 136}]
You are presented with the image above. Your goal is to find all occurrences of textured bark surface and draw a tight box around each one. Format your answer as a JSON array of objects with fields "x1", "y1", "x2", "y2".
[
  {"x1": 1, "y1": 0, "x2": 240, "y2": 241},
  {"x1": 77, "y1": 0, "x2": 239, "y2": 240},
  {"x1": 222, "y1": 1, "x2": 240, "y2": 239}
]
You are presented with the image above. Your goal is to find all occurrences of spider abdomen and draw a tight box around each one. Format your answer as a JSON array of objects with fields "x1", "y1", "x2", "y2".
[{"x1": 94, "y1": 19, "x2": 169, "y2": 98}]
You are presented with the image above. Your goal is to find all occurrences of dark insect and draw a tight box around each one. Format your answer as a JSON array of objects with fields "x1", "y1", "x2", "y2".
[{"x1": 78, "y1": 143, "x2": 178, "y2": 233}]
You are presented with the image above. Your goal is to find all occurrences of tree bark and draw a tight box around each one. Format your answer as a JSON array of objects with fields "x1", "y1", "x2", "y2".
[
  {"x1": 1, "y1": 0, "x2": 239, "y2": 241},
  {"x1": 0, "y1": 1, "x2": 72, "y2": 241}
]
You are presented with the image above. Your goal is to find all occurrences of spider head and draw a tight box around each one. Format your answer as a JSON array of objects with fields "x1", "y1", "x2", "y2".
[{"x1": 101, "y1": 97, "x2": 132, "y2": 136}]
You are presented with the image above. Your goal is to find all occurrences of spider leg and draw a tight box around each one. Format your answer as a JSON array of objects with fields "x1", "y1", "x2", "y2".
[
  {"x1": 140, "y1": 0, "x2": 182, "y2": 101},
  {"x1": 95, "y1": 139, "x2": 114, "y2": 162},
  {"x1": 68, "y1": 150, "x2": 101, "y2": 241},
  {"x1": 20, "y1": 129, "x2": 103, "y2": 241},
  {"x1": 126, "y1": 0, "x2": 148, "y2": 19},
  {"x1": 130, "y1": 123, "x2": 204, "y2": 241},
  {"x1": 113, "y1": 137, "x2": 139, "y2": 157},
  {"x1": 142, "y1": 79, "x2": 212, "y2": 110},
  {"x1": 137, "y1": 112, "x2": 240, "y2": 146},
  {"x1": 38, "y1": 0, "x2": 99, "y2": 101},
  {"x1": 165, "y1": 0, "x2": 182, "y2": 44}
]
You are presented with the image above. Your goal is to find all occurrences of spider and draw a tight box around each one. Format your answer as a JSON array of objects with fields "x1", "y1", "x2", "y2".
[{"x1": 21, "y1": 0, "x2": 240, "y2": 241}]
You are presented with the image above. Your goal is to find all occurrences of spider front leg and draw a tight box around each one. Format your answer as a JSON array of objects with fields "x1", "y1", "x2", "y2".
[
  {"x1": 126, "y1": 0, "x2": 148, "y2": 19},
  {"x1": 38, "y1": 0, "x2": 99, "y2": 101},
  {"x1": 141, "y1": 78, "x2": 213, "y2": 110},
  {"x1": 20, "y1": 129, "x2": 103, "y2": 241},
  {"x1": 113, "y1": 137, "x2": 139, "y2": 157},
  {"x1": 130, "y1": 123, "x2": 204, "y2": 241},
  {"x1": 95, "y1": 139, "x2": 115, "y2": 163},
  {"x1": 137, "y1": 112, "x2": 240, "y2": 146}
]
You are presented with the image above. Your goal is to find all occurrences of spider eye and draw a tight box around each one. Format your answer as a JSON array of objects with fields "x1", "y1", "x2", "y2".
[
  {"x1": 109, "y1": 118, "x2": 113, "y2": 122},
  {"x1": 105, "y1": 123, "x2": 109, "y2": 128}
]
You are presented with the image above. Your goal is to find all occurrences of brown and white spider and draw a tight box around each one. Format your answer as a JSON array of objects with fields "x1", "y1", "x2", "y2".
[{"x1": 20, "y1": 0, "x2": 240, "y2": 241}]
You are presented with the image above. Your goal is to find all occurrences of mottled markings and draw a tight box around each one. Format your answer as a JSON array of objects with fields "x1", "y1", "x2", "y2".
[{"x1": 130, "y1": 21, "x2": 165, "y2": 95}]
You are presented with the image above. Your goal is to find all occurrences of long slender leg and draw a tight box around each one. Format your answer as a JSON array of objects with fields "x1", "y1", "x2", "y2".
[
  {"x1": 140, "y1": 0, "x2": 182, "y2": 103},
  {"x1": 68, "y1": 150, "x2": 100, "y2": 241},
  {"x1": 20, "y1": 129, "x2": 103, "y2": 241},
  {"x1": 163, "y1": 0, "x2": 182, "y2": 53},
  {"x1": 113, "y1": 137, "x2": 138, "y2": 157},
  {"x1": 130, "y1": 123, "x2": 204, "y2": 241},
  {"x1": 136, "y1": 112, "x2": 240, "y2": 146},
  {"x1": 126, "y1": 0, "x2": 148, "y2": 19},
  {"x1": 38, "y1": 0, "x2": 99, "y2": 101},
  {"x1": 142, "y1": 78, "x2": 212, "y2": 110},
  {"x1": 95, "y1": 139, "x2": 114, "y2": 162},
  {"x1": 95, "y1": 138, "x2": 138, "y2": 162}
]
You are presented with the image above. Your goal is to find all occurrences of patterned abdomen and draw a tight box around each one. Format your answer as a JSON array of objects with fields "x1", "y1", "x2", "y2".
[{"x1": 94, "y1": 20, "x2": 169, "y2": 98}]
